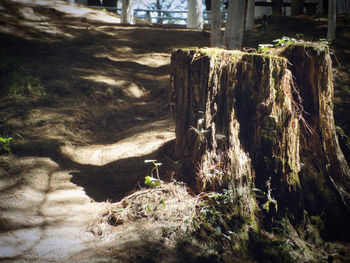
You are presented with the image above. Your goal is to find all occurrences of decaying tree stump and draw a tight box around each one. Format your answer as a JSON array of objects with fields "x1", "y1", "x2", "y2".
[
  {"x1": 282, "y1": 45, "x2": 350, "y2": 238},
  {"x1": 170, "y1": 44, "x2": 350, "y2": 239}
]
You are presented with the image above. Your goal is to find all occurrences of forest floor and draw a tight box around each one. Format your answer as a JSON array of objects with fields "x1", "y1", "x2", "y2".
[{"x1": 0, "y1": 0, "x2": 350, "y2": 262}]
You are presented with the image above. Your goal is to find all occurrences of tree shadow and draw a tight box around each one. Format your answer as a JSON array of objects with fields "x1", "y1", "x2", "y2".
[
  {"x1": 0, "y1": 4, "x2": 205, "y2": 260},
  {"x1": 0, "y1": 153, "x2": 97, "y2": 261},
  {"x1": 0, "y1": 1, "x2": 210, "y2": 148},
  {"x1": 12, "y1": 136, "x2": 176, "y2": 202},
  {"x1": 91, "y1": 227, "x2": 221, "y2": 263}
]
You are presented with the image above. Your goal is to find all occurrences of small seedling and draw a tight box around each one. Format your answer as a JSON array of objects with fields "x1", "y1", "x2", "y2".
[
  {"x1": 144, "y1": 159, "x2": 163, "y2": 188},
  {"x1": 262, "y1": 177, "x2": 278, "y2": 213},
  {"x1": 318, "y1": 38, "x2": 330, "y2": 45},
  {"x1": 0, "y1": 136, "x2": 13, "y2": 153},
  {"x1": 258, "y1": 44, "x2": 273, "y2": 53},
  {"x1": 258, "y1": 36, "x2": 297, "y2": 53},
  {"x1": 273, "y1": 36, "x2": 296, "y2": 47},
  {"x1": 144, "y1": 175, "x2": 162, "y2": 188}
]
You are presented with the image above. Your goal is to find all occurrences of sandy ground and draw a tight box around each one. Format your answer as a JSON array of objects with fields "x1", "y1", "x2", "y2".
[{"x1": 0, "y1": 1, "x2": 211, "y2": 261}]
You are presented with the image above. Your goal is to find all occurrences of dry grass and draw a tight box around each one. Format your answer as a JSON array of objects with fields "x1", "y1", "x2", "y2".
[
  {"x1": 88, "y1": 182, "x2": 200, "y2": 239},
  {"x1": 84, "y1": 182, "x2": 231, "y2": 263}
]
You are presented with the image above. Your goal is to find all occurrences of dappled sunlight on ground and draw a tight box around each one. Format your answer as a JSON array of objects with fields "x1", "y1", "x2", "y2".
[
  {"x1": 0, "y1": 15, "x2": 75, "y2": 39},
  {"x1": 95, "y1": 52, "x2": 171, "y2": 68},
  {"x1": 81, "y1": 74, "x2": 122, "y2": 86},
  {"x1": 0, "y1": 0, "x2": 212, "y2": 261},
  {"x1": 0, "y1": 0, "x2": 121, "y2": 40},
  {"x1": 0, "y1": 224, "x2": 96, "y2": 261},
  {"x1": 0, "y1": 155, "x2": 107, "y2": 262},
  {"x1": 11, "y1": 0, "x2": 121, "y2": 23},
  {"x1": 61, "y1": 119, "x2": 175, "y2": 166},
  {"x1": 80, "y1": 75, "x2": 150, "y2": 98},
  {"x1": 120, "y1": 81, "x2": 148, "y2": 98}
]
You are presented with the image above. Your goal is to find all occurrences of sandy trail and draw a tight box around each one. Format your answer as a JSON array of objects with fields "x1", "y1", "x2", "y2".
[{"x1": 0, "y1": 1, "x2": 186, "y2": 261}]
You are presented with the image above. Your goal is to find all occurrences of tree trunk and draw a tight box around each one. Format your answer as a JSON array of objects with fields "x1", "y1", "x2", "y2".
[
  {"x1": 88, "y1": 0, "x2": 101, "y2": 6},
  {"x1": 103, "y1": 0, "x2": 117, "y2": 7},
  {"x1": 281, "y1": 44, "x2": 350, "y2": 239},
  {"x1": 76, "y1": 0, "x2": 88, "y2": 4},
  {"x1": 328, "y1": 0, "x2": 336, "y2": 41},
  {"x1": 187, "y1": 0, "x2": 204, "y2": 29},
  {"x1": 122, "y1": 0, "x2": 134, "y2": 24},
  {"x1": 271, "y1": 0, "x2": 283, "y2": 15},
  {"x1": 210, "y1": 0, "x2": 222, "y2": 46},
  {"x1": 224, "y1": 0, "x2": 245, "y2": 50},
  {"x1": 146, "y1": 11, "x2": 152, "y2": 21},
  {"x1": 245, "y1": 0, "x2": 255, "y2": 31},
  {"x1": 170, "y1": 44, "x2": 350, "y2": 239},
  {"x1": 205, "y1": 0, "x2": 211, "y2": 10},
  {"x1": 157, "y1": 0, "x2": 162, "y2": 24},
  {"x1": 291, "y1": 0, "x2": 304, "y2": 15},
  {"x1": 318, "y1": 0, "x2": 324, "y2": 15},
  {"x1": 337, "y1": 0, "x2": 345, "y2": 14}
]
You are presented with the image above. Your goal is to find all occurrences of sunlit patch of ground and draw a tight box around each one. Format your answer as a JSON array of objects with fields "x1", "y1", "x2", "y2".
[
  {"x1": 61, "y1": 119, "x2": 175, "y2": 166},
  {"x1": 0, "y1": 0, "x2": 178, "y2": 261},
  {"x1": 95, "y1": 52, "x2": 171, "y2": 68},
  {"x1": 0, "y1": 155, "x2": 109, "y2": 262},
  {"x1": 11, "y1": 0, "x2": 121, "y2": 23}
]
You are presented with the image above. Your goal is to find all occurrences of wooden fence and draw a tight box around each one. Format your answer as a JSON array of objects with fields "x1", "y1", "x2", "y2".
[
  {"x1": 89, "y1": 2, "x2": 318, "y2": 24},
  {"x1": 90, "y1": 6, "x2": 221, "y2": 23}
]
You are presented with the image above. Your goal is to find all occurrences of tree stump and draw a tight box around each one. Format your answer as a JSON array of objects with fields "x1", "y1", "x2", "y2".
[
  {"x1": 282, "y1": 45, "x2": 350, "y2": 239},
  {"x1": 170, "y1": 44, "x2": 350, "y2": 239}
]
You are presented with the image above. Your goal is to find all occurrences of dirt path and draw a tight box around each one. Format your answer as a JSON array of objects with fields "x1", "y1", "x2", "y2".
[{"x1": 0, "y1": 1, "x2": 211, "y2": 262}]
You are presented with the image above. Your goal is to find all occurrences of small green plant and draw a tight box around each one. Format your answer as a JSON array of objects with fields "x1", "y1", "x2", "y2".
[
  {"x1": 141, "y1": 196, "x2": 166, "y2": 215},
  {"x1": 272, "y1": 219, "x2": 291, "y2": 237},
  {"x1": 262, "y1": 177, "x2": 278, "y2": 213},
  {"x1": 273, "y1": 36, "x2": 297, "y2": 47},
  {"x1": 194, "y1": 188, "x2": 258, "y2": 257},
  {"x1": 318, "y1": 38, "x2": 330, "y2": 46},
  {"x1": 143, "y1": 203, "x2": 152, "y2": 213},
  {"x1": 0, "y1": 136, "x2": 13, "y2": 153},
  {"x1": 258, "y1": 44, "x2": 274, "y2": 53},
  {"x1": 316, "y1": 38, "x2": 331, "y2": 51},
  {"x1": 144, "y1": 159, "x2": 163, "y2": 188},
  {"x1": 7, "y1": 66, "x2": 45, "y2": 101},
  {"x1": 258, "y1": 36, "x2": 297, "y2": 53},
  {"x1": 198, "y1": 189, "x2": 248, "y2": 238}
]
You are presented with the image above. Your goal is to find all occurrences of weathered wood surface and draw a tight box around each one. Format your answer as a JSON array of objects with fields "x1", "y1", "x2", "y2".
[
  {"x1": 170, "y1": 45, "x2": 350, "y2": 238},
  {"x1": 282, "y1": 45, "x2": 350, "y2": 238}
]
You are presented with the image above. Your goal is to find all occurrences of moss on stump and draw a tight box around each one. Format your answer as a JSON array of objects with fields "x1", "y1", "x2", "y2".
[{"x1": 170, "y1": 44, "x2": 350, "y2": 241}]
